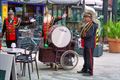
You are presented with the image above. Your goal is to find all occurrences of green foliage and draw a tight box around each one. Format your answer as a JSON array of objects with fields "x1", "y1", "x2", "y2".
[{"x1": 104, "y1": 21, "x2": 120, "y2": 39}]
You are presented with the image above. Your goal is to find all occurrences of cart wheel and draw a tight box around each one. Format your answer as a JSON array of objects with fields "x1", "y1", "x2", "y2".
[
  {"x1": 60, "y1": 50, "x2": 79, "y2": 70},
  {"x1": 55, "y1": 64, "x2": 59, "y2": 71}
]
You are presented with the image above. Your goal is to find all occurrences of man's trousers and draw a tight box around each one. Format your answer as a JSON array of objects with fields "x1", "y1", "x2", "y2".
[{"x1": 83, "y1": 47, "x2": 94, "y2": 75}]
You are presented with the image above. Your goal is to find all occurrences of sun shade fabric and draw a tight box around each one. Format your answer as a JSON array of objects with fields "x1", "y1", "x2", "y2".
[
  {"x1": 48, "y1": 0, "x2": 80, "y2": 4},
  {"x1": 28, "y1": 0, "x2": 47, "y2": 3}
]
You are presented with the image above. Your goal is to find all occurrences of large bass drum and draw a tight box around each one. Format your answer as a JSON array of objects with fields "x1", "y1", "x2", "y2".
[{"x1": 48, "y1": 25, "x2": 71, "y2": 48}]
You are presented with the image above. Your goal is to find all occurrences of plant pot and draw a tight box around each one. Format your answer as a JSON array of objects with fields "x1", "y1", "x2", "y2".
[{"x1": 108, "y1": 38, "x2": 120, "y2": 53}]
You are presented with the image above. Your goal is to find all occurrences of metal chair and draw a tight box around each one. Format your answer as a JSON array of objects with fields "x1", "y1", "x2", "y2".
[{"x1": 16, "y1": 44, "x2": 39, "y2": 80}]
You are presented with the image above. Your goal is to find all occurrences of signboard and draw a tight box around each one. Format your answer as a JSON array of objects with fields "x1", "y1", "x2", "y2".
[
  {"x1": 0, "y1": 54, "x2": 17, "y2": 80},
  {"x1": 2, "y1": 0, "x2": 8, "y2": 21},
  {"x1": 2, "y1": 4, "x2": 8, "y2": 21},
  {"x1": 0, "y1": 70, "x2": 6, "y2": 80}
]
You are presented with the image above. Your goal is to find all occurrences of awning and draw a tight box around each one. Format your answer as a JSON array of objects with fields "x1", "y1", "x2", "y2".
[
  {"x1": 48, "y1": 0, "x2": 80, "y2": 4},
  {"x1": 28, "y1": 0, "x2": 47, "y2": 3},
  {"x1": 81, "y1": 0, "x2": 95, "y2": 5},
  {"x1": 9, "y1": 0, "x2": 103, "y2": 6},
  {"x1": 95, "y1": 0, "x2": 103, "y2": 6},
  {"x1": 28, "y1": 0, "x2": 80, "y2": 4},
  {"x1": 80, "y1": 0, "x2": 103, "y2": 6}
]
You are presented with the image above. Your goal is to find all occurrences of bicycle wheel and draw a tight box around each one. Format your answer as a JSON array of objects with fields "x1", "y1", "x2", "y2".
[{"x1": 60, "y1": 50, "x2": 79, "y2": 70}]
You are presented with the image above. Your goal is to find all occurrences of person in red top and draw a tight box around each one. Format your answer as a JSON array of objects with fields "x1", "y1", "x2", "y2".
[
  {"x1": 43, "y1": 7, "x2": 67, "y2": 45},
  {"x1": 1, "y1": 10, "x2": 21, "y2": 48}
]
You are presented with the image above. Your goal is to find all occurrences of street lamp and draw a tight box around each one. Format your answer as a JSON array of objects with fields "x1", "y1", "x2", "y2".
[
  {"x1": 112, "y1": 0, "x2": 118, "y2": 22},
  {"x1": 83, "y1": 0, "x2": 85, "y2": 11},
  {"x1": 102, "y1": 0, "x2": 108, "y2": 24},
  {"x1": 102, "y1": 0, "x2": 108, "y2": 42}
]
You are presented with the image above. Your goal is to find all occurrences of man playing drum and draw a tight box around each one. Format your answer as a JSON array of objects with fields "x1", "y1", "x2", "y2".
[{"x1": 43, "y1": 7, "x2": 67, "y2": 46}]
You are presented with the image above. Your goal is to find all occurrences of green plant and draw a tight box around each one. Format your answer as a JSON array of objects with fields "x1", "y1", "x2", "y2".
[{"x1": 104, "y1": 21, "x2": 120, "y2": 39}]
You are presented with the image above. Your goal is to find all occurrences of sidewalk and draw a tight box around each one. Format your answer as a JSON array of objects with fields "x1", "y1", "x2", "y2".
[{"x1": 17, "y1": 51, "x2": 120, "y2": 80}]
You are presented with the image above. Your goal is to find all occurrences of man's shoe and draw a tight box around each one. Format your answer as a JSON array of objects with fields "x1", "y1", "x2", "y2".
[
  {"x1": 82, "y1": 72, "x2": 93, "y2": 76},
  {"x1": 77, "y1": 70, "x2": 87, "y2": 73}
]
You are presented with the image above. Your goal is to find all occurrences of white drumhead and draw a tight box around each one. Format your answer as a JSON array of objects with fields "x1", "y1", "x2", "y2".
[{"x1": 51, "y1": 26, "x2": 71, "y2": 48}]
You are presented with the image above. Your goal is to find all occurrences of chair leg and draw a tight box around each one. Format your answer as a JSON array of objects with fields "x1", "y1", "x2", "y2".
[
  {"x1": 35, "y1": 60, "x2": 39, "y2": 79},
  {"x1": 24, "y1": 63, "x2": 26, "y2": 76},
  {"x1": 20, "y1": 63, "x2": 22, "y2": 71},
  {"x1": 28, "y1": 63, "x2": 31, "y2": 80},
  {"x1": 22, "y1": 64, "x2": 24, "y2": 76},
  {"x1": 22, "y1": 63, "x2": 26, "y2": 76},
  {"x1": 31, "y1": 62, "x2": 34, "y2": 72}
]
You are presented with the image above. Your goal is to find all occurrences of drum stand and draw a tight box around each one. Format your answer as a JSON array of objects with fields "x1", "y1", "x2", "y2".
[
  {"x1": 49, "y1": 41, "x2": 76, "y2": 71},
  {"x1": 54, "y1": 49, "x2": 65, "y2": 71}
]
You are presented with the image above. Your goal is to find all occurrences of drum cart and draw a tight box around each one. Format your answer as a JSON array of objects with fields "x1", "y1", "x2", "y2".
[
  {"x1": 38, "y1": 24, "x2": 80, "y2": 70},
  {"x1": 39, "y1": 39, "x2": 79, "y2": 71}
]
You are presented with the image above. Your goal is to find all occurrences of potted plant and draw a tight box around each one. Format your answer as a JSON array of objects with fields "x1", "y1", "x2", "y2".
[{"x1": 104, "y1": 21, "x2": 120, "y2": 53}]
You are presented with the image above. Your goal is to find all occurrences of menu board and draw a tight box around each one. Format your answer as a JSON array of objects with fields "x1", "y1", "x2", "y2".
[
  {"x1": 0, "y1": 70, "x2": 6, "y2": 80},
  {"x1": 0, "y1": 54, "x2": 17, "y2": 80}
]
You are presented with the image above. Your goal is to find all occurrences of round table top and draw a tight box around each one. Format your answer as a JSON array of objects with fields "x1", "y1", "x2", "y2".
[
  {"x1": 19, "y1": 29, "x2": 30, "y2": 32},
  {"x1": 1, "y1": 48, "x2": 25, "y2": 53}
]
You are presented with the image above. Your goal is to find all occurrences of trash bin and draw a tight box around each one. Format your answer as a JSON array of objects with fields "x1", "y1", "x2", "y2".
[
  {"x1": 75, "y1": 44, "x2": 103, "y2": 57},
  {"x1": 93, "y1": 44, "x2": 103, "y2": 57}
]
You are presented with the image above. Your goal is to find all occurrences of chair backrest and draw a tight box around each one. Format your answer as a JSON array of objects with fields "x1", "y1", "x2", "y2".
[
  {"x1": 18, "y1": 37, "x2": 32, "y2": 49},
  {"x1": 25, "y1": 43, "x2": 39, "y2": 60},
  {"x1": 25, "y1": 44, "x2": 35, "y2": 54},
  {"x1": 19, "y1": 37, "x2": 40, "y2": 59}
]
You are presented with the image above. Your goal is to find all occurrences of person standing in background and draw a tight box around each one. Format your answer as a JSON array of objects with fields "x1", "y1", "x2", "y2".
[{"x1": 1, "y1": 10, "x2": 21, "y2": 48}]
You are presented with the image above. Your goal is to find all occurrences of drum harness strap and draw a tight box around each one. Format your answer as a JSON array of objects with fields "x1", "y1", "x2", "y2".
[{"x1": 80, "y1": 21, "x2": 93, "y2": 38}]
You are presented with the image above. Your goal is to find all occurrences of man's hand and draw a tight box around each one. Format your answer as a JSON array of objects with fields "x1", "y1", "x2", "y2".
[
  {"x1": 81, "y1": 32, "x2": 86, "y2": 38},
  {"x1": 62, "y1": 13, "x2": 67, "y2": 18},
  {"x1": 30, "y1": 18, "x2": 36, "y2": 22},
  {"x1": 18, "y1": 18, "x2": 21, "y2": 22}
]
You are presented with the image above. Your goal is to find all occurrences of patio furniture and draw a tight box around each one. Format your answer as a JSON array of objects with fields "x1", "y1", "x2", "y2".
[{"x1": 16, "y1": 44, "x2": 39, "y2": 80}]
